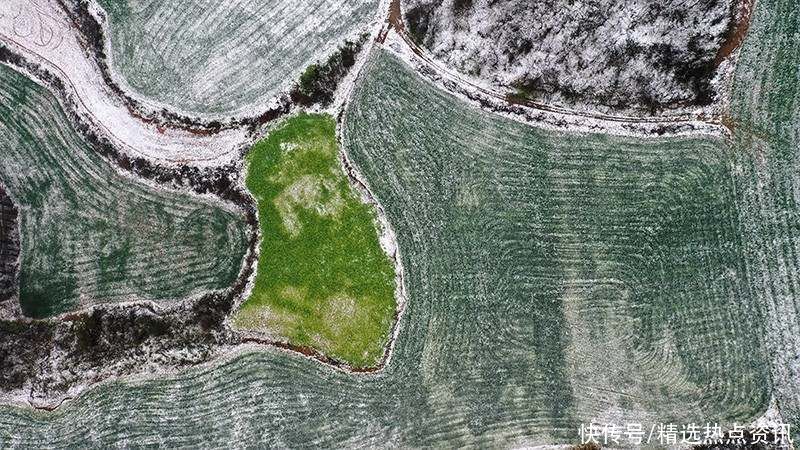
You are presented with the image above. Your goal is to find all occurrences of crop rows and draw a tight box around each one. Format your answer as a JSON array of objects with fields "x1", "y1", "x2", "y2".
[
  {"x1": 0, "y1": 37, "x2": 787, "y2": 444},
  {"x1": 341, "y1": 49, "x2": 769, "y2": 433},
  {"x1": 96, "y1": 0, "x2": 380, "y2": 115},
  {"x1": 0, "y1": 64, "x2": 248, "y2": 318},
  {"x1": 727, "y1": 0, "x2": 800, "y2": 434}
]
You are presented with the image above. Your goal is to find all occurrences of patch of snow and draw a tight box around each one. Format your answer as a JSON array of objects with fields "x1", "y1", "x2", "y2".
[
  {"x1": 0, "y1": 0, "x2": 249, "y2": 168},
  {"x1": 382, "y1": 29, "x2": 729, "y2": 140},
  {"x1": 402, "y1": 0, "x2": 734, "y2": 113}
]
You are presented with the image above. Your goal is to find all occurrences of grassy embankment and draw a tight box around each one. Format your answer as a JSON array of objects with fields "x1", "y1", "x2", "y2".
[{"x1": 233, "y1": 114, "x2": 396, "y2": 368}]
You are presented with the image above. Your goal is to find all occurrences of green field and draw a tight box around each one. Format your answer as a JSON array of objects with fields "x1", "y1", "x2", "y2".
[
  {"x1": 95, "y1": 0, "x2": 379, "y2": 114},
  {"x1": 0, "y1": 64, "x2": 247, "y2": 319},
  {"x1": 1, "y1": 0, "x2": 798, "y2": 442},
  {"x1": 727, "y1": 0, "x2": 800, "y2": 433},
  {"x1": 339, "y1": 49, "x2": 770, "y2": 431},
  {"x1": 233, "y1": 114, "x2": 396, "y2": 368},
  {"x1": 0, "y1": 47, "x2": 775, "y2": 446}
]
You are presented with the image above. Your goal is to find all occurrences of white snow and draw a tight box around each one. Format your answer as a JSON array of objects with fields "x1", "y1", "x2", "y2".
[
  {"x1": 402, "y1": 0, "x2": 733, "y2": 113},
  {"x1": 382, "y1": 29, "x2": 729, "y2": 140},
  {"x1": 0, "y1": 0, "x2": 249, "y2": 168}
]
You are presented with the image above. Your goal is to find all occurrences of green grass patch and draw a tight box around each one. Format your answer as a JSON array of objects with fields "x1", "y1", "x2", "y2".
[{"x1": 233, "y1": 113, "x2": 396, "y2": 368}]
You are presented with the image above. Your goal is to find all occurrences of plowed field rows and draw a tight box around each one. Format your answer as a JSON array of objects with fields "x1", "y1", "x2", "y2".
[
  {"x1": 0, "y1": 0, "x2": 798, "y2": 443},
  {"x1": 0, "y1": 65, "x2": 248, "y2": 318},
  {"x1": 97, "y1": 0, "x2": 379, "y2": 114},
  {"x1": 728, "y1": 0, "x2": 800, "y2": 434}
]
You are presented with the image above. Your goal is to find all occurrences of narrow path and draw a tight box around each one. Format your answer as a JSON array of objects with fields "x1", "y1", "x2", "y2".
[{"x1": 380, "y1": 0, "x2": 754, "y2": 133}]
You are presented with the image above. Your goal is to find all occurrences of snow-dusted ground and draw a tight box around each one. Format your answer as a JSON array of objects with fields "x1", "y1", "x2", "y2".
[
  {"x1": 0, "y1": 0, "x2": 773, "y2": 421},
  {"x1": 402, "y1": 0, "x2": 735, "y2": 113},
  {"x1": 0, "y1": 0, "x2": 736, "y2": 173},
  {"x1": 382, "y1": 29, "x2": 729, "y2": 139},
  {"x1": 95, "y1": 0, "x2": 381, "y2": 118},
  {"x1": 0, "y1": 0, "x2": 249, "y2": 167}
]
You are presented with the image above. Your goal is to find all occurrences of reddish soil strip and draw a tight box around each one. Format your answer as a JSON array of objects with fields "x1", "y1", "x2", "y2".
[
  {"x1": 388, "y1": 0, "x2": 404, "y2": 31},
  {"x1": 378, "y1": 0, "x2": 403, "y2": 43},
  {"x1": 715, "y1": 0, "x2": 756, "y2": 66}
]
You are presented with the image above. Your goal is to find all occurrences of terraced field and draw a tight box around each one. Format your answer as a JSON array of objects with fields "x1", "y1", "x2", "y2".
[
  {"x1": 96, "y1": 0, "x2": 380, "y2": 115},
  {"x1": 0, "y1": 0, "x2": 797, "y2": 443},
  {"x1": 0, "y1": 29, "x2": 788, "y2": 444},
  {"x1": 727, "y1": 0, "x2": 800, "y2": 434},
  {"x1": 233, "y1": 113, "x2": 396, "y2": 368},
  {"x1": 0, "y1": 64, "x2": 248, "y2": 319}
]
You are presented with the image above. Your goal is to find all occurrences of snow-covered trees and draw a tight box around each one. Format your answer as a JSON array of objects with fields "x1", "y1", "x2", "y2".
[{"x1": 403, "y1": 0, "x2": 735, "y2": 113}]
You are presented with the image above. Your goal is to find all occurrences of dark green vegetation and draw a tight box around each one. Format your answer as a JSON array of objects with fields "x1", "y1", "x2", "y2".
[
  {"x1": 0, "y1": 65, "x2": 247, "y2": 318},
  {"x1": 1, "y1": 0, "x2": 799, "y2": 443},
  {"x1": 291, "y1": 37, "x2": 366, "y2": 107},
  {"x1": 233, "y1": 113, "x2": 396, "y2": 368},
  {"x1": 0, "y1": 184, "x2": 18, "y2": 303}
]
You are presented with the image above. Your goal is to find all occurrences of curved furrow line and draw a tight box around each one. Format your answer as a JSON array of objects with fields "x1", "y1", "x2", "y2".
[
  {"x1": 728, "y1": 0, "x2": 800, "y2": 429},
  {"x1": 0, "y1": 63, "x2": 248, "y2": 318},
  {"x1": 98, "y1": 0, "x2": 380, "y2": 114},
  {"x1": 0, "y1": 1, "x2": 791, "y2": 440},
  {"x1": 345, "y1": 48, "x2": 769, "y2": 430}
]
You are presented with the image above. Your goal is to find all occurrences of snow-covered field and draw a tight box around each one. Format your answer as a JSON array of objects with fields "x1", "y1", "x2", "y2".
[
  {"x1": 402, "y1": 0, "x2": 736, "y2": 113},
  {"x1": 0, "y1": 0, "x2": 250, "y2": 167},
  {"x1": 96, "y1": 0, "x2": 381, "y2": 116}
]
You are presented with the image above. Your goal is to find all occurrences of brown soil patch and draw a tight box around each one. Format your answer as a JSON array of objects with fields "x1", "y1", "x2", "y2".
[
  {"x1": 378, "y1": 0, "x2": 403, "y2": 43},
  {"x1": 388, "y1": 0, "x2": 404, "y2": 31},
  {"x1": 715, "y1": 0, "x2": 756, "y2": 66}
]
